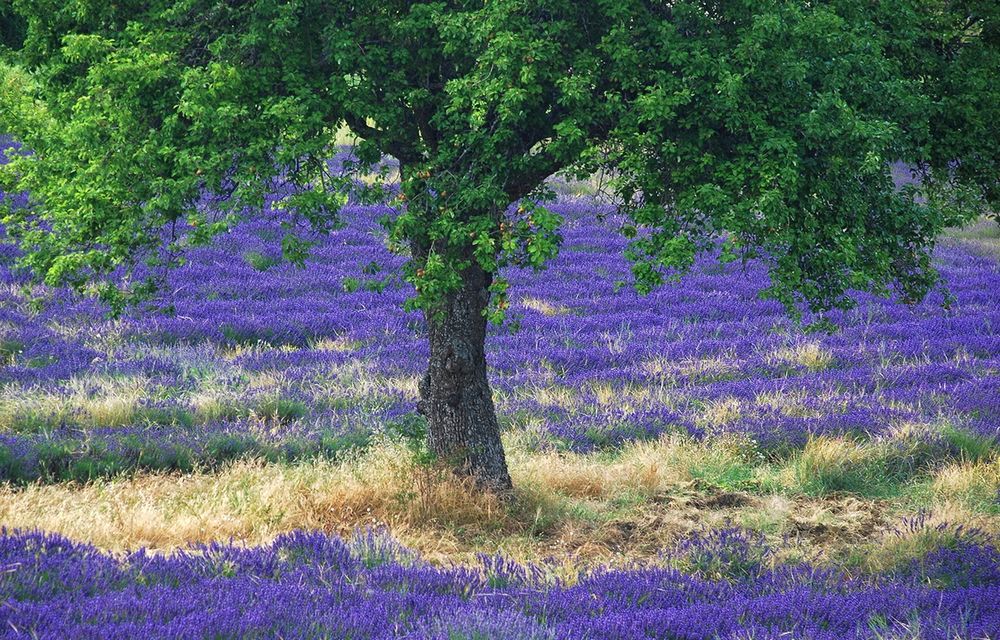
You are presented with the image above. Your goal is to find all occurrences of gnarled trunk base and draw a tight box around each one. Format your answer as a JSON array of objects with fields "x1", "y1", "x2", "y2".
[{"x1": 416, "y1": 262, "x2": 512, "y2": 493}]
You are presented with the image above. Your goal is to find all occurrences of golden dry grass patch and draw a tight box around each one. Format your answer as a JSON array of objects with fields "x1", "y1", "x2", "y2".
[
  {"x1": 679, "y1": 356, "x2": 738, "y2": 379},
  {"x1": 0, "y1": 434, "x2": 994, "y2": 573},
  {"x1": 519, "y1": 297, "x2": 572, "y2": 316},
  {"x1": 699, "y1": 397, "x2": 742, "y2": 427},
  {"x1": 0, "y1": 435, "x2": 717, "y2": 564},
  {"x1": 642, "y1": 355, "x2": 739, "y2": 383},
  {"x1": 528, "y1": 384, "x2": 576, "y2": 410},
  {"x1": 885, "y1": 419, "x2": 939, "y2": 442},
  {"x1": 245, "y1": 370, "x2": 288, "y2": 389},
  {"x1": 379, "y1": 374, "x2": 421, "y2": 397},
  {"x1": 639, "y1": 356, "x2": 675, "y2": 379},
  {"x1": 770, "y1": 342, "x2": 834, "y2": 372},
  {"x1": 505, "y1": 433, "x2": 721, "y2": 501},
  {"x1": 304, "y1": 360, "x2": 419, "y2": 400},
  {"x1": 0, "y1": 375, "x2": 152, "y2": 431},
  {"x1": 0, "y1": 442, "x2": 511, "y2": 553},
  {"x1": 753, "y1": 389, "x2": 828, "y2": 418},
  {"x1": 310, "y1": 336, "x2": 363, "y2": 352},
  {"x1": 514, "y1": 451, "x2": 609, "y2": 499},
  {"x1": 930, "y1": 458, "x2": 1000, "y2": 506}
]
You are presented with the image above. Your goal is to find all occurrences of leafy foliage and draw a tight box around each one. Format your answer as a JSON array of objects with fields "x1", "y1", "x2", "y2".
[
  {"x1": 0, "y1": 0, "x2": 25, "y2": 52},
  {"x1": 0, "y1": 1, "x2": 996, "y2": 318}
]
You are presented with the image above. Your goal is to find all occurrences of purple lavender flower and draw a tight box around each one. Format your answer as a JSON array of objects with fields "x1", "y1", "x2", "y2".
[{"x1": 2, "y1": 527, "x2": 1000, "y2": 639}]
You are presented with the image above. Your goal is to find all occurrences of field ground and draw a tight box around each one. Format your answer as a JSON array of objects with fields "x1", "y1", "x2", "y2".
[
  {"x1": 1, "y1": 192, "x2": 998, "y2": 636},
  {"x1": 2, "y1": 431, "x2": 998, "y2": 579}
]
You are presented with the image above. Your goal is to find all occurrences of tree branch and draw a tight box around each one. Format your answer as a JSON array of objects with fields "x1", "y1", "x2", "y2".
[{"x1": 343, "y1": 113, "x2": 422, "y2": 163}]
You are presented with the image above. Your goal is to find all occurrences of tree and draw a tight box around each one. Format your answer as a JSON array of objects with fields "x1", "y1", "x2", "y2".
[{"x1": 1, "y1": 1, "x2": 997, "y2": 492}]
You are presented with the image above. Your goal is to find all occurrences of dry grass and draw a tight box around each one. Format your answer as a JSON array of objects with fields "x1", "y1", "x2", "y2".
[
  {"x1": 528, "y1": 384, "x2": 577, "y2": 410},
  {"x1": 305, "y1": 360, "x2": 420, "y2": 402},
  {"x1": 524, "y1": 380, "x2": 667, "y2": 417},
  {"x1": 0, "y1": 375, "x2": 151, "y2": 431},
  {"x1": 769, "y1": 341, "x2": 834, "y2": 372},
  {"x1": 0, "y1": 432, "x2": 994, "y2": 574},
  {"x1": 942, "y1": 216, "x2": 1000, "y2": 260},
  {"x1": 509, "y1": 433, "x2": 701, "y2": 500},
  {"x1": 187, "y1": 389, "x2": 247, "y2": 422},
  {"x1": 753, "y1": 389, "x2": 828, "y2": 418},
  {"x1": 699, "y1": 397, "x2": 742, "y2": 428},
  {"x1": 0, "y1": 440, "x2": 509, "y2": 560},
  {"x1": 0, "y1": 434, "x2": 751, "y2": 564},
  {"x1": 773, "y1": 435, "x2": 894, "y2": 497},
  {"x1": 641, "y1": 355, "x2": 738, "y2": 385},
  {"x1": 520, "y1": 297, "x2": 572, "y2": 316},
  {"x1": 310, "y1": 336, "x2": 364, "y2": 352},
  {"x1": 930, "y1": 458, "x2": 1000, "y2": 509}
]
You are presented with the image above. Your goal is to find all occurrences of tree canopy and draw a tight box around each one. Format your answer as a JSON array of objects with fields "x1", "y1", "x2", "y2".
[{"x1": 1, "y1": 0, "x2": 998, "y2": 489}]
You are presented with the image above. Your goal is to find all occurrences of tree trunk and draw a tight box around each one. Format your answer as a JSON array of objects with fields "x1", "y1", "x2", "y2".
[{"x1": 416, "y1": 260, "x2": 513, "y2": 493}]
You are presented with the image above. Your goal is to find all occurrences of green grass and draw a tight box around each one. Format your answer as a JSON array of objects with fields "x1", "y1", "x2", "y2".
[
  {"x1": 0, "y1": 338, "x2": 23, "y2": 365},
  {"x1": 242, "y1": 250, "x2": 282, "y2": 272},
  {"x1": 255, "y1": 396, "x2": 308, "y2": 424},
  {"x1": 942, "y1": 425, "x2": 997, "y2": 462}
]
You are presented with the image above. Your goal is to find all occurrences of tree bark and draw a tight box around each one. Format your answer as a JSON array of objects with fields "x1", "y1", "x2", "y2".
[{"x1": 416, "y1": 259, "x2": 513, "y2": 493}]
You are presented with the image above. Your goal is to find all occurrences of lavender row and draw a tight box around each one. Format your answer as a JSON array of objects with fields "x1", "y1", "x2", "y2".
[
  {"x1": 2, "y1": 525, "x2": 999, "y2": 639},
  {"x1": 0, "y1": 417, "x2": 377, "y2": 484}
]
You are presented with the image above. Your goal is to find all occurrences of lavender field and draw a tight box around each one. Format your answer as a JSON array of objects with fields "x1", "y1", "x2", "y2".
[
  {"x1": 2, "y1": 148, "x2": 1000, "y2": 637},
  {"x1": 4, "y1": 524, "x2": 1000, "y2": 640},
  {"x1": 2, "y1": 197, "x2": 998, "y2": 479}
]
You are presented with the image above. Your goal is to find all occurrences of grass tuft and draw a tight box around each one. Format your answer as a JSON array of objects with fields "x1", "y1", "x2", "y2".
[
  {"x1": 254, "y1": 396, "x2": 308, "y2": 424},
  {"x1": 776, "y1": 436, "x2": 891, "y2": 497},
  {"x1": 243, "y1": 250, "x2": 282, "y2": 272},
  {"x1": 520, "y1": 297, "x2": 572, "y2": 316},
  {"x1": 930, "y1": 458, "x2": 1000, "y2": 513},
  {"x1": 771, "y1": 342, "x2": 835, "y2": 372}
]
